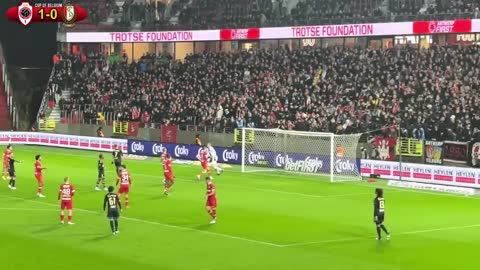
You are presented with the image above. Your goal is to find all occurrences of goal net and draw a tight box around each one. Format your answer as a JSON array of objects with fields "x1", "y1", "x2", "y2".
[{"x1": 240, "y1": 128, "x2": 363, "y2": 182}]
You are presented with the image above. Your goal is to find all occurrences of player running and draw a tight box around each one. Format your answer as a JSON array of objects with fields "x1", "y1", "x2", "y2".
[
  {"x1": 163, "y1": 154, "x2": 174, "y2": 195},
  {"x1": 112, "y1": 145, "x2": 123, "y2": 173},
  {"x1": 205, "y1": 176, "x2": 217, "y2": 224},
  {"x1": 58, "y1": 177, "x2": 75, "y2": 225},
  {"x1": 34, "y1": 155, "x2": 46, "y2": 198},
  {"x1": 374, "y1": 188, "x2": 390, "y2": 240},
  {"x1": 116, "y1": 165, "x2": 131, "y2": 209},
  {"x1": 7, "y1": 153, "x2": 21, "y2": 190},
  {"x1": 104, "y1": 186, "x2": 122, "y2": 235},
  {"x1": 207, "y1": 143, "x2": 223, "y2": 175},
  {"x1": 2, "y1": 145, "x2": 12, "y2": 181},
  {"x1": 196, "y1": 145, "x2": 211, "y2": 180},
  {"x1": 96, "y1": 154, "x2": 107, "y2": 191}
]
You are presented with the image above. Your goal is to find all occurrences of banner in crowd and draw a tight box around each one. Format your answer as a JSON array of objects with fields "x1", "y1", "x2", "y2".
[
  {"x1": 65, "y1": 19, "x2": 480, "y2": 43},
  {"x1": 471, "y1": 141, "x2": 480, "y2": 167},
  {"x1": 127, "y1": 122, "x2": 140, "y2": 137},
  {"x1": 0, "y1": 132, "x2": 128, "y2": 152},
  {"x1": 160, "y1": 125, "x2": 177, "y2": 143},
  {"x1": 425, "y1": 140, "x2": 443, "y2": 165},
  {"x1": 361, "y1": 159, "x2": 480, "y2": 188},
  {"x1": 127, "y1": 139, "x2": 241, "y2": 164},
  {"x1": 443, "y1": 141, "x2": 468, "y2": 164},
  {"x1": 374, "y1": 136, "x2": 396, "y2": 161}
]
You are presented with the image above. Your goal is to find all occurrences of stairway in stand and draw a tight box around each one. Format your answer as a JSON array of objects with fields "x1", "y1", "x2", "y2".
[{"x1": 0, "y1": 65, "x2": 12, "y2": 130}]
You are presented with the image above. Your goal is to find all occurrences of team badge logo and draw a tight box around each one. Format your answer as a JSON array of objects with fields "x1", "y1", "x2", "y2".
[
  {"x1": 18, "y1": 2, "x2": 33, "y2": 26},
  {"x1": 62, "y1": 1, "x2": 76, "y2": 27}
]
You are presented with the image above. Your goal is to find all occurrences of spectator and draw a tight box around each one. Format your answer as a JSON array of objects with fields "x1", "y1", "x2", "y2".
[{"x1": 97, "y1": 127, "x2": 105, "y2": 137}]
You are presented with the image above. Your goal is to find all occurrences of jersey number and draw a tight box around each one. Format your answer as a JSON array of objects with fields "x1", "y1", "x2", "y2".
[
  {"x1": 379, "y1": 200, "x2": 385, "y2": 209},
  {"x1": 121, "y1": 174, "x2": 129, "y2": 182},
  {"x1": 108, "y1": 197, "x2": 116, "y2": 206},
  {"x1": 62, "y1": 188, "x2": 71, "y2": 195}
]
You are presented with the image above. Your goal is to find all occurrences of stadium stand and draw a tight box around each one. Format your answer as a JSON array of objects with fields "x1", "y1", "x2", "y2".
[
  {"x1": 57, "y1": 45, "x2": 480, "y2": 141},
  {"x1": 0, "y1": 64, "x2": 11, "y2": 130}
]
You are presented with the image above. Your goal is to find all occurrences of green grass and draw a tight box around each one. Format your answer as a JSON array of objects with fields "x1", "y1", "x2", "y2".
[{"x1": 1, "y1": 145, "x2": 480, "y2": 270}]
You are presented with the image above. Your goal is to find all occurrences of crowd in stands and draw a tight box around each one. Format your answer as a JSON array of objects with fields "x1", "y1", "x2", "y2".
[{"x1": 56, "y1": 44, "x2": 480, "y2": 141}]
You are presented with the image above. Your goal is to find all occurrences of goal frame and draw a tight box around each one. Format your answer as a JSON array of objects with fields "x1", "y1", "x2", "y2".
[{"x1": 240, "y1": 128, "x2": 340, "y2": 182}]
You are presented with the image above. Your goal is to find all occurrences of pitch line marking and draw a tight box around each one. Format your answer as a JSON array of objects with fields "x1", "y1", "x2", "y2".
[
  {"x1": 0, "y1": 194, "x2": 283, "y2": 248},
  {"x1": 0, "y1": 207, "x2": 58, "y2": 212},
  {"x1": 283, "y1": 223, "x2": 480, "y2": 247}
]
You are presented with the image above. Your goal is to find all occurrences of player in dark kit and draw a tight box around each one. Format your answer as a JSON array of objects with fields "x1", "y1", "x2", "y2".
[
  {"x1": 112, "y1": 145, "x2": 123, "y2": 173},
  {"x1": 104, "y1": 186, "x2": 122, "y2": 235},
  {"x1": 96, "y1": 154, "x2": 107, "y2": 191},
  {"x1": 7, "y1": 153, "x2": 21, "y2": 190},
  {"x1": 373, "y1": 188, "x2": 390, "y2": 240}
]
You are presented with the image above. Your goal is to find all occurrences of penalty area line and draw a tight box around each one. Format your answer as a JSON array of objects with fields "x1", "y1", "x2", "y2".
[
  {"x1": 283, "y1": 223, "x2": 480, "y2": 247},
  {"x1": 0, "y1": 194, "x2": 283, "y2": 248}
]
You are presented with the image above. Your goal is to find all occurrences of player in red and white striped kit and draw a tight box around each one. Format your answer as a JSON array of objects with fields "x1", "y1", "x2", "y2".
[
  {"x1": 58, "y1": 177, "x2": 75, "y2": 225},
  {"x1": 196, "y1": 146, "x2": 211, "y2": 180}
]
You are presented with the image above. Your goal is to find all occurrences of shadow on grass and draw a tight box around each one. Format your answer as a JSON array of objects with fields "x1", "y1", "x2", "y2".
[
  {"x1": 31, "y1": 224, "x2": 64, "y2": 234},
  {"x1": 89, "y1": 234, "x2": 114, "y2": 242}
]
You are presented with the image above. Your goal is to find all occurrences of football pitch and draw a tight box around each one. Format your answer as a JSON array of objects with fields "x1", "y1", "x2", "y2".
[{"x1": 1, "y1": 145, "x2": 479, "y2": 270}]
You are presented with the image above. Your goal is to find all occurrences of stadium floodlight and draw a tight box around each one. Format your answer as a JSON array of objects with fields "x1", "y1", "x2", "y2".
[{"x1": 240, "y1": 128, "x2": 363, "y2": 182}]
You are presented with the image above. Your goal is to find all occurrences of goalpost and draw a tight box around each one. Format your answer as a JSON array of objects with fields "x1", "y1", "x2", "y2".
[{"x1": 240, "y1": 128, "x2": 363, "y2": 182}]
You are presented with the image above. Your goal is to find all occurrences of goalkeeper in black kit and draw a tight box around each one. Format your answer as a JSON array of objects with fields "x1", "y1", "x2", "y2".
[{"x1": 374, "y1": 188, "x2": 390, "y2": 240}]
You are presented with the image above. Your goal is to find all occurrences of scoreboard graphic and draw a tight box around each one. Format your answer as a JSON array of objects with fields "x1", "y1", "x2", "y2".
[{"x1": 6, "y1": 1, "x2": 88, "y2": 27}]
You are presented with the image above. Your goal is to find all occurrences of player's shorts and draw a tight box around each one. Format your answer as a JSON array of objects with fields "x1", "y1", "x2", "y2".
[
  {"x1": 98, "y1": 171, "x2": 105, "y2": 179},
  {"x1": 118, "y1": 185, "x2": 130, "y2": 194},
  {"x1": 201, "y1": 162, "x2": 209, "y2": 170},
  {"x1": 60, "y1": 200, "x2": 73, "y2": 210},
  {"x1": 206, "y1": 196, "x2": 217, "y2": 208},
  {"x1": 8, "y1": 170, "x2": 15, "y2": 178},
  {"x1": 375, "y1": 213, "x2": 385, "y2": 225},
  {"x1": 164, "y1": 173, "x2": 174, "y2": 181},
  {"x1": 107, "y1": 209, "x2": 120, "y2": 220},
  {"x1": 35, "y1": 174, "x2": 44, "y2": 184}
]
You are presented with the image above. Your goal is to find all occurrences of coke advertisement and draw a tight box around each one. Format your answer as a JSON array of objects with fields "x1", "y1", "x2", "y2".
[
  {"x1": 127, "y1": 139, "x2": 241, "y2": 164},
  {"x1": 245, "y1": 150, "x2": 360, "y2": 175}
]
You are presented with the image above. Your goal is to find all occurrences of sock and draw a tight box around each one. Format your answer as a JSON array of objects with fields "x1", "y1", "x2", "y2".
[
  {"x1": 376, "y1": 226, "x2": 381, "y2": 239},
  {"x1": 381, "y1": 225, "x2": 389, "y2": 235},
  {"x1": 68, "y1": 215, "x2": 72, "y2": 222},
  {"x1": 60, "y1": 214, "x2": 65, "y2": 222},
  {"x1": 211, "y1": 209, "x2": 216, "y2": 219},
  {"x1": 102, "y1": 180, "x2": 106, "y2": 188},
  {"x1": 110, "y1": 221, "x2": 115, "y2": 232},
  {"x1": 38, "y1": 187, "x2": 43, "y2": 194},
  {"x1": 114, "y1": 220, "x2": 119, "y2": 231},
  {"x1": 11, "y1": 180, "x2": 15, "y2": 187},
  {"x1": 125, "y1": 198, "x2": 129, "y2": 208},
  {"x1": 9, "y1": 179, "x2": 13, "y2": 186}
]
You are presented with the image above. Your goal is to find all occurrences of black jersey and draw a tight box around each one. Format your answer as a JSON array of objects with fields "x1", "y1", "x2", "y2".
[
  {"x1": 98, "y1": 159, "x2": 105, "y2": 172},
  {"x1": 373, "y1": 196, "x2": 385, "y2": 217},
  {"x1": 104, "y1": 192, "x2": 121, "y2": 211},
  {"x1": 112, "y1": 150, "x2": 123, "y2": 165},
  {"x1": 8, "y1": 157, "x2": 18, "y2": 172}
]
